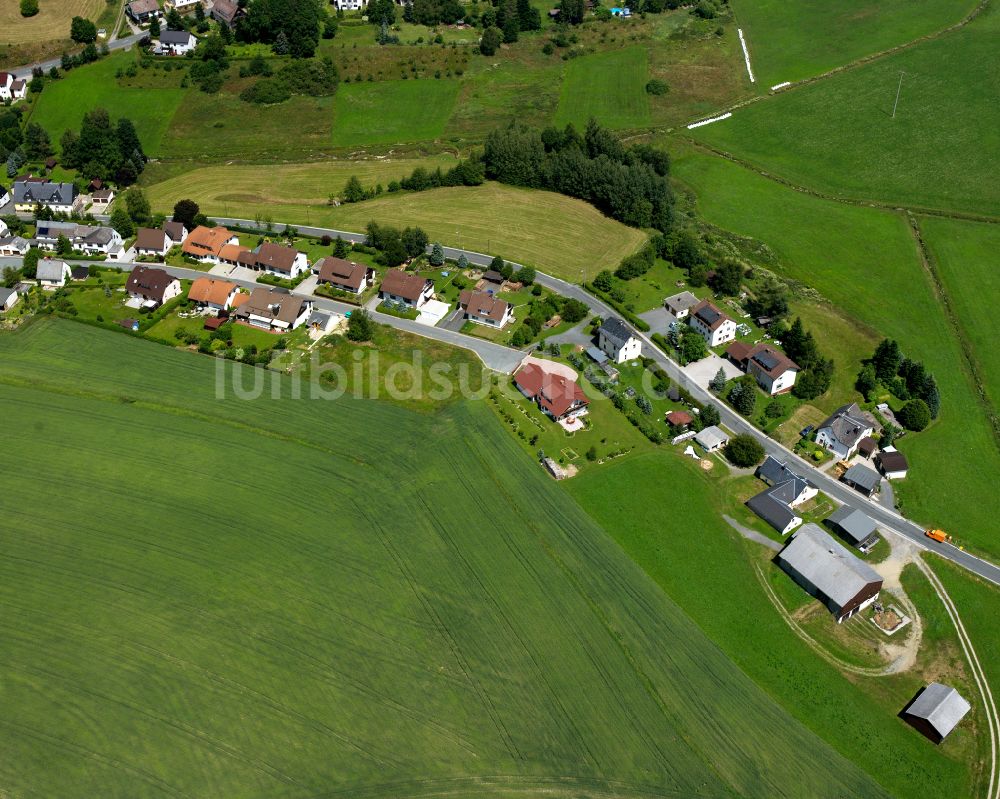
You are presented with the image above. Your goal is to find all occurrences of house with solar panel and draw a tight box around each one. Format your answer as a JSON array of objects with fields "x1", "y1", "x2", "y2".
[
  {"x1": 687, "y1": 299, "x2": 737, "y2": 348},
  {"x1": 725, "y1": 342, "x2": 800, "y2": 395}
]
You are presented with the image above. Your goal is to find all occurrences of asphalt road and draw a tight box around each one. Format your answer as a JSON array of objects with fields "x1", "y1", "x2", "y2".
[{"x1": 8, "y1": 34, "x2": 144, "y2": 80}]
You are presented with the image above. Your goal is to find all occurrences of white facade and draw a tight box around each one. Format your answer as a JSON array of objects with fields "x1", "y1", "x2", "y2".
[
  {"x1": 0, "y1": 289, "x2": 19, "y2": 312},
  {"x1": 599, "y1": 329, "x2": 641, "y2": 364},
  {"x1": 691, "y1": 314, "x2": 736, "y2": 347}
]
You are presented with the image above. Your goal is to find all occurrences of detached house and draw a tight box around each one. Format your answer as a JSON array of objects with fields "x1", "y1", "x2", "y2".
[
  {"x1": 514, "y1": 362, "x2": 589, "y2": 422},
  {"x1": 379, "y1": 268, "x2": 434, "y2": 309},
  {"x1": 126, "y1": 0, "x2": 160, "y2": 23},
  {"x1": 13, "y1": 180, "x2": 78, "y2": 215},
  {"x1": 598, "y1": 317, "x2": 642, "y2": 364},
  {"x1": 163, "y1": 220, "x2": 188, "y2": 246},
  {"x1": 188, "y1": 277, "x2": 239, "y2": 312},
  {"x1": 158, "y1": 30, "x2": 197, "y2": 56},
  {"x1": 165, "y1": 0, "x2": 202, "y2": 11},
  {"x1": 688, "y1": 299, "x2": 737, "y2": 347},
  {"x1": 726, "y1": 341, "x2": 800, "y2": 395},
  {"x1": 0, "y1": 286, "x2": 20, "y2": 313},
  {"x1": 251, "y1": 242, "x2": 309, "y2": 278},
  {"x1": 36, "y1": 259, "x2": 72, "y2": 288},
  {"x1": 315, "y1": 256, "x2": 375, "y2": 294},
  {"x1": 746, "y1": 456, "x2": 818, "y2": 535},
  {"x1": 816, "y1": 403, "x2": 875, "y2": 459},
  {"x1": 126, "y1": 266, "x2": 181, "y2": 307},
  {"x1": 459, "y1": 290, "x2": 514, "y2": 329},
  {"x1": 135, "y1": 227, "x2": 171, "y2": 258},
  {"x1": 182, "y1": 225, "x2": 240, "y2": 264},
  {"x1": 35, "y1": 221, "x2": 123, "y2": 256},
  {"x1": 233, "y1": 287, "x2": 312, "y2": 332},
  {"x1": 0, "y1": 72, "x2": 27, "y2": 103},
  {"x1": 0, "y1": 235, "x2": 29, "y2": 256}
]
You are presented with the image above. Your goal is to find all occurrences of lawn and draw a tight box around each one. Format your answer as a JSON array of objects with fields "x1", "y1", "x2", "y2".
[
  {"x1": 0, "y1": 318, "x2": 893, "y2": 798},
  {"x1": 28, "y1": 52, "x2": 187, "y2": 158},
  {"x1": 690, "y1": 3, "x2": 1000, "y2": 217},
  {"x1": 0, "y1": 0, "x2": 104, "y2": 45},
  {"x1": 142, "y1": 156, "x2": 459, "y2": 219},
  {"x1": 331, "y1": 79, "x2": 462, "y2": 146},
  {"x1": 731, "y1": 0, "x2": 979, "y2": 87},
  {"x1": 564, "y1": 451, "x2": 985, "y2": 799},
  {"x1": 673, "y1": 149, "x2": 1000, "y2": 558},
  {"x1": 918, "y1": 216, "x2": 1000, "y2": 414},
  {"x1": 555, "y1": 46, "x2": 651, "y2": 131}
]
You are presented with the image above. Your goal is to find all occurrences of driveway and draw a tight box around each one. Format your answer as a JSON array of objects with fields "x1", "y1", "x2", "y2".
[
  {"x1": 544, "y1": 320, "x2": 593, "y2": 349},
  {"x1": 441, "y1": 309, "x2": 466, "y2": 332},
  {"x1": 639, "y1": 306, "x2": 677, "y2": 338},
  {"x1": 682, "y1": 353, "x2": 742, "y2": 389},
  {"x1": 416, "y1": 299, "x2": 450, "y2": 327},
  {"x1": 297, "y1": 275, "x2": 319, "y2": 295}
]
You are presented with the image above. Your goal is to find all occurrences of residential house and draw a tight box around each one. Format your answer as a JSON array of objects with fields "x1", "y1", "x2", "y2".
[
  {"x1": 188, "y1": 277, "x2": 239, "y2": 312},
  {"x1": 0, "y1": 236, "x2": 29, "y2": 256},
  {"x1": 162, "y1": 220, "x2": 188, "y2": 246},
  {"x1": 902, "y1": 683, "x2": 971, "y2": 744},
  {"x1": 695, "y1": 425, "x2": 729, "y2": 452},
  {"x1": 379, "y1": 268, "x2": 434, "y2": 309},
  {"x1": 164, "y1": 0, "x2": 201, "y2": 12},
  {"x1": 747, "y1": 491, "x2": 802, "y2": 536},
  {"x1": 36, "y1": 259, "x2": 72, "y2": 288},
  {"x1": 135, "y1": 227, "x2": 171, "y2": 258},
  {"x1": 0, "y1": 286, "x2": 20, "y2": 312},
  {"x1": 746, "y1": 456, "x2": 818, "y2": 535},
  {"x1": 0, "y1": 218, "x2": 6, "y2": 237},
  {"x1": 725, "y1": 341, "x2": 800, "y2": 395},
  {"x1": 815, "y1": 403, "x2": 875, "y2": 459},
  {"x1": 776, "y1": 523, "x2": 883, "y2": 623},
  {"x1": 126, "y1": 0, "x2": 160, "y2": 23},
  {"x1": 315, "y1": 256, "x2": 375, "y2": 295},
  {"x1": 233, "y1": 287, "x2": 312, "y2": 332},
  {"x1": 211, "y1": 0, "x2": 240, "y2": 27},
  {"x1": 35, "y1": 221, "x2": 123, "y2": 256},
  {"x1": 841, "y1": 463, "x2": 881, "y2": 497},
  {"x1": 182, "y1": 226, "x2": 239, "y2": 263},
  {"x1": 825, "y1": 505, "x2": 880, "y2": 551},
  {"x1": 251, "y1": 242, "x2": 309, "y2": 278},
  {"x1": 126, "y1": 266, "x2": 181, "y2": 307},
  {"x1": 876, "y1": 447, "x2": 909, "y2": 480},
  {"x1": 0, "y1": 184, "x2": 9, "y2": 205},
  {"x1": 756, "y1": 455, "x2": 817, "y2": 499},
  {"x1": 90, "y1": 188, "x2": 116, "y2": 209},
  {"x1": 333, "y1": 0, "x2": 365, "y2": 9},
  {"x1": 159, "y1": 30, "x2": 197, "y2": 56},
  {"x1": 13, "y1": 180, "x2": 78, "y2": 215},
  {"x1": 598, "y1": 317, "x2": 642, "y2": 364},
  {"x1": 688, "y1": 299, "x2": 737, "y2": 347},
  {"x1": 0, "y1": 72, "x2": 27, "y2": 103},
  {"x1": 218, "y1": 243, "x2": 257, "y2": 270},
  {"x1": 459, "y1": 290, "x2": 514, "y2": 328},
  {"x1": 664, "y1": 291, "x2": 699, "y2": 320},
  {"x1": 513, "y1": 362, "x2": 589, "y2": 422}
]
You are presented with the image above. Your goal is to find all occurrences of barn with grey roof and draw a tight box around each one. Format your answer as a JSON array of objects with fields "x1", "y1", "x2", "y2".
[
  {"x1": 826, "y1": 506, "x2": 879, "y2": 551},
  {"x1": 902, "y1": 683, "x2": 971, "y2": 744}
]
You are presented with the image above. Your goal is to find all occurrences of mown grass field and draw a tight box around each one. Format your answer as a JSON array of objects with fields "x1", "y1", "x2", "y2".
[
  {"x1": 691, "y1": 3, "x2": 1000, "y2": 217},
  {"x1": 672, "y1": 149, "x2": 1000, "y2": 558},
  {"x1": 732, "y1": 0, "x2": 978, "y2": 87},
  {"x1": 918, "y1": 216, "x2": 1000, "y2": 412},
  {"x1": 332, "y1": 79, "x2": 462, "y2": 146},
  {"x1": 29, "y1": 52, "x2": 187, "y2": 158},
  {"x1": 555, "y1": 46, "x2": 650, "y2": 131},
  {"x1": 0, "y1": 319, "x2": 893, "y2": 798},
  {"x1": 565, "y1": 451, "x2": 985, "y2": 799},
  {"x1": 0, "y1": 0, "x2": 104, "y2": 44}
]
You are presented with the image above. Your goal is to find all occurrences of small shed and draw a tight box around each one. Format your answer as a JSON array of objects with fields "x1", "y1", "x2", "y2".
[
  {"x1": 842, "y1": 463, "x2": 881, "y2": 497},
  {"x1": 695, "y1": 425, "x2": 729, "y2": 453},
  {"x1": 857, "y1": 436, "x2": 878, "y2": 459},
  {"x1": 876, "y1": 448, "x2": 909, "y2": 479},
  {"x1": 902, "y1": 683, "x2": 971, "y2": 744},
  {"x1": 203, "y1": 316, "x2": 225, "y2": 331},
  {"x1": 585, "y1": 345, "x2": 608, "y2": 364}
]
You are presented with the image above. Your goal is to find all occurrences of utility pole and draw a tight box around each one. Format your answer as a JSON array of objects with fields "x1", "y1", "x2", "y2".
[{"x1": 892, "y1": 71, "x2": 905, "y2": 119}]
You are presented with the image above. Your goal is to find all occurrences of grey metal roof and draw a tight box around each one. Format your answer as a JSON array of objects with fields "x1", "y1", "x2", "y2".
[
  {"x1": 827, "y1": 506, "x2": 878, "y2": 545},
  {"x1": 308, "y1": 311, "x2": 332, "y2": 327},
  {"x1": 747, "y1": 490, "x2": 799, "y2": 533},
  {"x1": 585, "y1": 345, "x2": 608, "y2": 364},
  {"x1": 36, "y1": 260, "x2": 69, "y2": 281},
  {"x1": 0, "y1": 287, "x2": 17, "y2": 304},
  {"x1": 695, "y1": 425, "x2": 729, "y2": 450},
  {"x1": 599, "y1": 317, "x2": 633, "y2": 343},
  {"x1": 160, "y1": 30, "x2": 194, "y2": 45},
  {"x1": 906, "y1": 683, "x2": 971, "y2": 739},
  {"x1": 757, "y1": 455, "x2": 815, "y2": 489},
  {"x1": 777, "y1": 524, "x2": 882, "y2": 609},
  {"x1": 843, "y1": 463, "x2": 881, "y2": 492}
]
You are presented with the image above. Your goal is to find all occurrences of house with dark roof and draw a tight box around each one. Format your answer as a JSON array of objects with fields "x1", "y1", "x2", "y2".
[
  {"x1": 13, "y1": 180, "x2": 78, "y2": 214},
  {"x1": 0, "y1": 286, "x2": 20, "y2": 313},
  {"x1": 315, "y1": 257, "x2": 375, "y2": 294},
  {"x1": 688, "y1": 299, "x2": 737, "y2": 347},
  {"x1": 233, "y1": 287, "x2": 312, "y2": 331},
  {"x1": 211, "y1": 0, "x2": 240, "y2": 26},
  {"x1": 841, "y1": 463, "x2": 881, "y2": 497},
  {"x1": 747, "y1": 490, "x2": 802, "y2": 535},
  {"x1": 726, "y1": 342, "x2": 800, "y2": 395},
  {"x1": 756, "y1": 456, "x2": 816, "y2": 497},
  {"x1": 664, "y1": 291, "x2": 699, "y2": 320},
  {"x1": 36, "y1": 221, "x2": 123, "y2": 256},
  {"x1": 858, "y1": 436, "x2": 878, "y2": 459},
  {"x1": 35, "y1": 259, "x2": 72, "y2": 288},
  {"x1": 162, "y1": 221, "x2": 188, "y2": 246},
  {"x1": 459, "y1": 290, "x2": 514, "y2": 328},
  {"x1": 745, "y1": 457, "x2": 817, "y2": 535},
  {"x1": 513, "y1": 363, "x2": 589, "y2": 422},
  {"x1": 126, "y1": 266, "x2": 181, "y2": 306},
  {"x1": 876, "y1": 447, "x2": 909, "y2": 479},
  {"x1": 379, "y1": 268, "x2": 434, "y2": 309},
  {"x1": 776, "y1": 524, "x2": 883, "y2": 622},
  {"x1": 902, "y1": 683, "x2": 971, "y2": 744},
  {"x1": 135, "y1": 227, "x2": 171, "y2": 258},
  {"x1": 826, "y1": 505, "x2": 879, "y2": 551},
  {"x1": 816, "y1": 403, "x2": 875, "y2": 460},
  {"x1": 598, "y1": 317, "x2": 642, "y2": 364},
  {"x1": 158, "y1": 29, "x2": 197, "y2": 55}
]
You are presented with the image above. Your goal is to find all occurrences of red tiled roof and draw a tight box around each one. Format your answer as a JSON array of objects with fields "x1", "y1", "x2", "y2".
[
  {"x1": 459, "y1": 289, "x2": 510, "y2": 322},
  {"x1": 665, "y1": 410, "x2": 694, "y2": 426},
  {"x1": 514, "y1": 363, "x2": 587, "y2": 418}
]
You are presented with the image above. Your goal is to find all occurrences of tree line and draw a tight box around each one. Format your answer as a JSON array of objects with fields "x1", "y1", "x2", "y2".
[{"x1": 857, "y1": 338, "x2": 939, "y2": 432}]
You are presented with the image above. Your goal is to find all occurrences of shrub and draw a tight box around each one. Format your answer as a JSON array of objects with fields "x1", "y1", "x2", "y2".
[
  {"x1": 724, "y1": 434, "x2": 765, "y2": 467},
  {"x1": 645, "y1": 79, "x2": 668, "y2": 95},
  {"x1": 897, "y1": 398, "x2": 931, "y2": 431},
  {"x1": 20, "y1": 0, "x2": 39, "y2": 17}
]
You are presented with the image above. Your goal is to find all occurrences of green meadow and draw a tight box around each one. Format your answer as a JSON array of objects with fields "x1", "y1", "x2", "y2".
[
  {"x1": 732, "y1": 0, "x2": 978, "y2": 86},
  {"x1": 0, "y1": 319, "x2": 892, "y2": 798},
  {"x1": 692, "y1": 3, "x2": 1000, "y2": 217},
  {"x1": 672, "y1": 150, "x2": 1000, "y2": 558},
  {"x1": 332, "y1": 79, "x2": 462, "y2": 146},
  {"x1": 555, "y1": 46, "x2": 651, "y2": 130}
]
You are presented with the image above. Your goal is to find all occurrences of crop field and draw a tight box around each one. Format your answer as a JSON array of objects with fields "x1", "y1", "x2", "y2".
[
  {"x1": 331, "y1": 79, "x2": 462, "y2": 147},
  {"x1": 918, "y1": 216, "x2": 1000, "y2": 412},
  {"x1": 565, "y1": 451, "x2": 985, "y2": 799},
  {"x1": 0, "y1": 319, "x2": 894, "y2": 798},
  {"x1": 0, "y1": 0, "x2": 104, "y2": 45},
  {"x1": 28, "y1": 52, "x2": 187, "y2": 158},
  {"x1": 691, "y1": 3, "x2": 1000, "y2": 217},
  {"x1": 555, "y1": 46, "x2": 650, "y2": 131},
  {"x1": 731, "y1": 0, "x2": 978, "y2": 87},
  {"x1": 672, "y1": 150, "x2": 1000, "y2": 558}
]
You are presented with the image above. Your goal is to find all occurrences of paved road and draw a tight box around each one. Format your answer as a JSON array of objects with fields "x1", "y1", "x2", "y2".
[{"x1": 8, "y1": 33, "x2": 144, "y2": 80}]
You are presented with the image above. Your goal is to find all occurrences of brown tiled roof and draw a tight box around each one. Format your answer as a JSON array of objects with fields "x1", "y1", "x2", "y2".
[
  {"x1": 514, "y1": 363, "x2": 587, "y2": 418},
  {"x1": 182, "y1": 225, "x2": 234, "y2": 258},
  {"x1": 188, "y1": 277, "x2": 238, "y2": 306},
  {"x1": 877, "y1": 450, "x2": 909, "y2": 473},
  {"x1": 219, "y1": 243, "x2": 248, "y2": 263},
  {"x1": 135, "y1": 227, "x2": 168, "y2": 251},
  {"x1": 212, "y1": 0, "x2": 238, "y2": 22},
  {"x1": 162, "y1": 221, "x2": 186, "y2": 242},
  {"x1": 747, "y1": 344, "x2": 799, "y2": 379},
  {"x1": 665, "y1": 410, "x2": 694, "y2": 426},
  {"x1": 126, "y1": 266, "x2": 176, "y2": 302},
  {"x1": 255, "y1": 242, "x2": 300, "y2": 274},
  {"x1": 690, "y1": 299, "x2": 732, "y2": 331},
  {"x1": 380, "y1": 268, "x2": 432, "y2": 302},
  {"x1": 725, "y1": 341, "x2": 752, "y2": 363},
  {"x1": 129, "y1": 0, "x2": 160, "y2": 13},
  {"x1": 230, "y1": 292, "x2": 250, "y2": 309},
  {"x1": 316, "y1": 256, "x2": 368, "y2": 290},
  {"x1": 459, "y1": 289, "x2": 511, "y2": 322},
  {"x1": 237, "y1": 287, "x2": 307, "y2": 326}
]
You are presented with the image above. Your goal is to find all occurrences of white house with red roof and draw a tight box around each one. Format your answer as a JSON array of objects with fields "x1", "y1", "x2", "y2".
[{"x1": 514, "y1": 362, "x2": 589, "y2": 422}]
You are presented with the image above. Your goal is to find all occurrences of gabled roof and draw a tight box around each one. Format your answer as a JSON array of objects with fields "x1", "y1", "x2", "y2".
[
  {"x1": 905, "y1": 683, "x2": 971, "y2": 740},
  {"x1": 316, "y1": 256, "x2": 369, "y2": 290},
  {"x1": 212, "y1": 0, "x2": 239, "y2": 21},
  {"x1": 188, "y1": 277, "x2": 238, "y2": 306},
  {"x1": 599, "y1": 316, "x2": 633, "y2": 343},
  {"x1": 129, "y1": 0, "x2": 160, "y2": 13},
  {"x1": 459, "y1": 290, "x2": 511, "y2": 322},
  {"x1": 843, "y1": 463, "x2": 881, "y2": 492},
  {"x1": 162, "y1": 221, "x2": 186, "y2": 242},
  {"x1": 380, "y1": 268, "x2": 433, "y2": 302},
  {"x1": 236, "y1": 287, "x2": 308, "y2": 325},
  {"x1": 748, "y1": 344, "x2": 799, "y2": 379},
  {"x1": 36, "y1": 259, "x2": 70, "y2": 281},
  {"x1": 0, "y1": 287, "x2": 18, "y2": 305},
  {"x1": 160, "y1": 29, "x2": 195, "y2": 45},
  {"x1": 664, "y1": 291, "x2": 699, "y2": 313},
  {"x1": 827, "y1": 505, "x2": 878, "y2": 545},
  {"x1": 747, "y1": 490, "x2": 799, "y2": 533},
  {"x1": 876, "y1": 449, "x2": 909, "y2": 473},
  {"x1": 690, "y1": 299, "x2": 732, "y2": 331},
  {"x1": 135, "y1": 227, "x2": 169, "y2": 251},
  {"x1": 665, "y1": 410, "x2": 693, "y2": 426},
  {"x1": 513, "y1": 363, "x2": 587, "y2": 418},
  {"x1": 757, "y1": 456, "x2": 814, "y2": 489},
  {"x1": 126, "y1": 266, "x2": 176, "y2": 301},
  {"x1": 777, "y1": 524, "x2": 882, "y2": 608},
  {"x1": 13, "y1": 180, "x2": 76, "y2": 206},
  {"x1": 695, "y1": 425, "x2": 729, "y2": 449},
  {"x1": 819, "y1": 403, "x2": 872, "y2": 449},
  {"x1": 255, "y1": 241, "x2": 301, "y2": 274},
  {"x1": 183, "y1": 226, "x2": 234, "y2": 257}
]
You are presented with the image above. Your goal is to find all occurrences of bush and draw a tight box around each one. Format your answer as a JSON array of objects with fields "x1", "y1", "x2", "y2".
[
  {"x1": 347, "y1": 309, "x2": 375, "y2": 341},
  {"x1": 897, "y1": 398, "x2": 931, "y2": 431},
  {"x1": 724, "y1": 434, "x2": 765, "y2": 467},
  {"x1": 20, "y1": 0, "x2": 39, "y2": 17},
  {"x1": 645, "y1": 79, "x2": 669, "y2": 95},
  {"x1": 240, "y1": 78, "x2": 292, "y2": 104}
]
